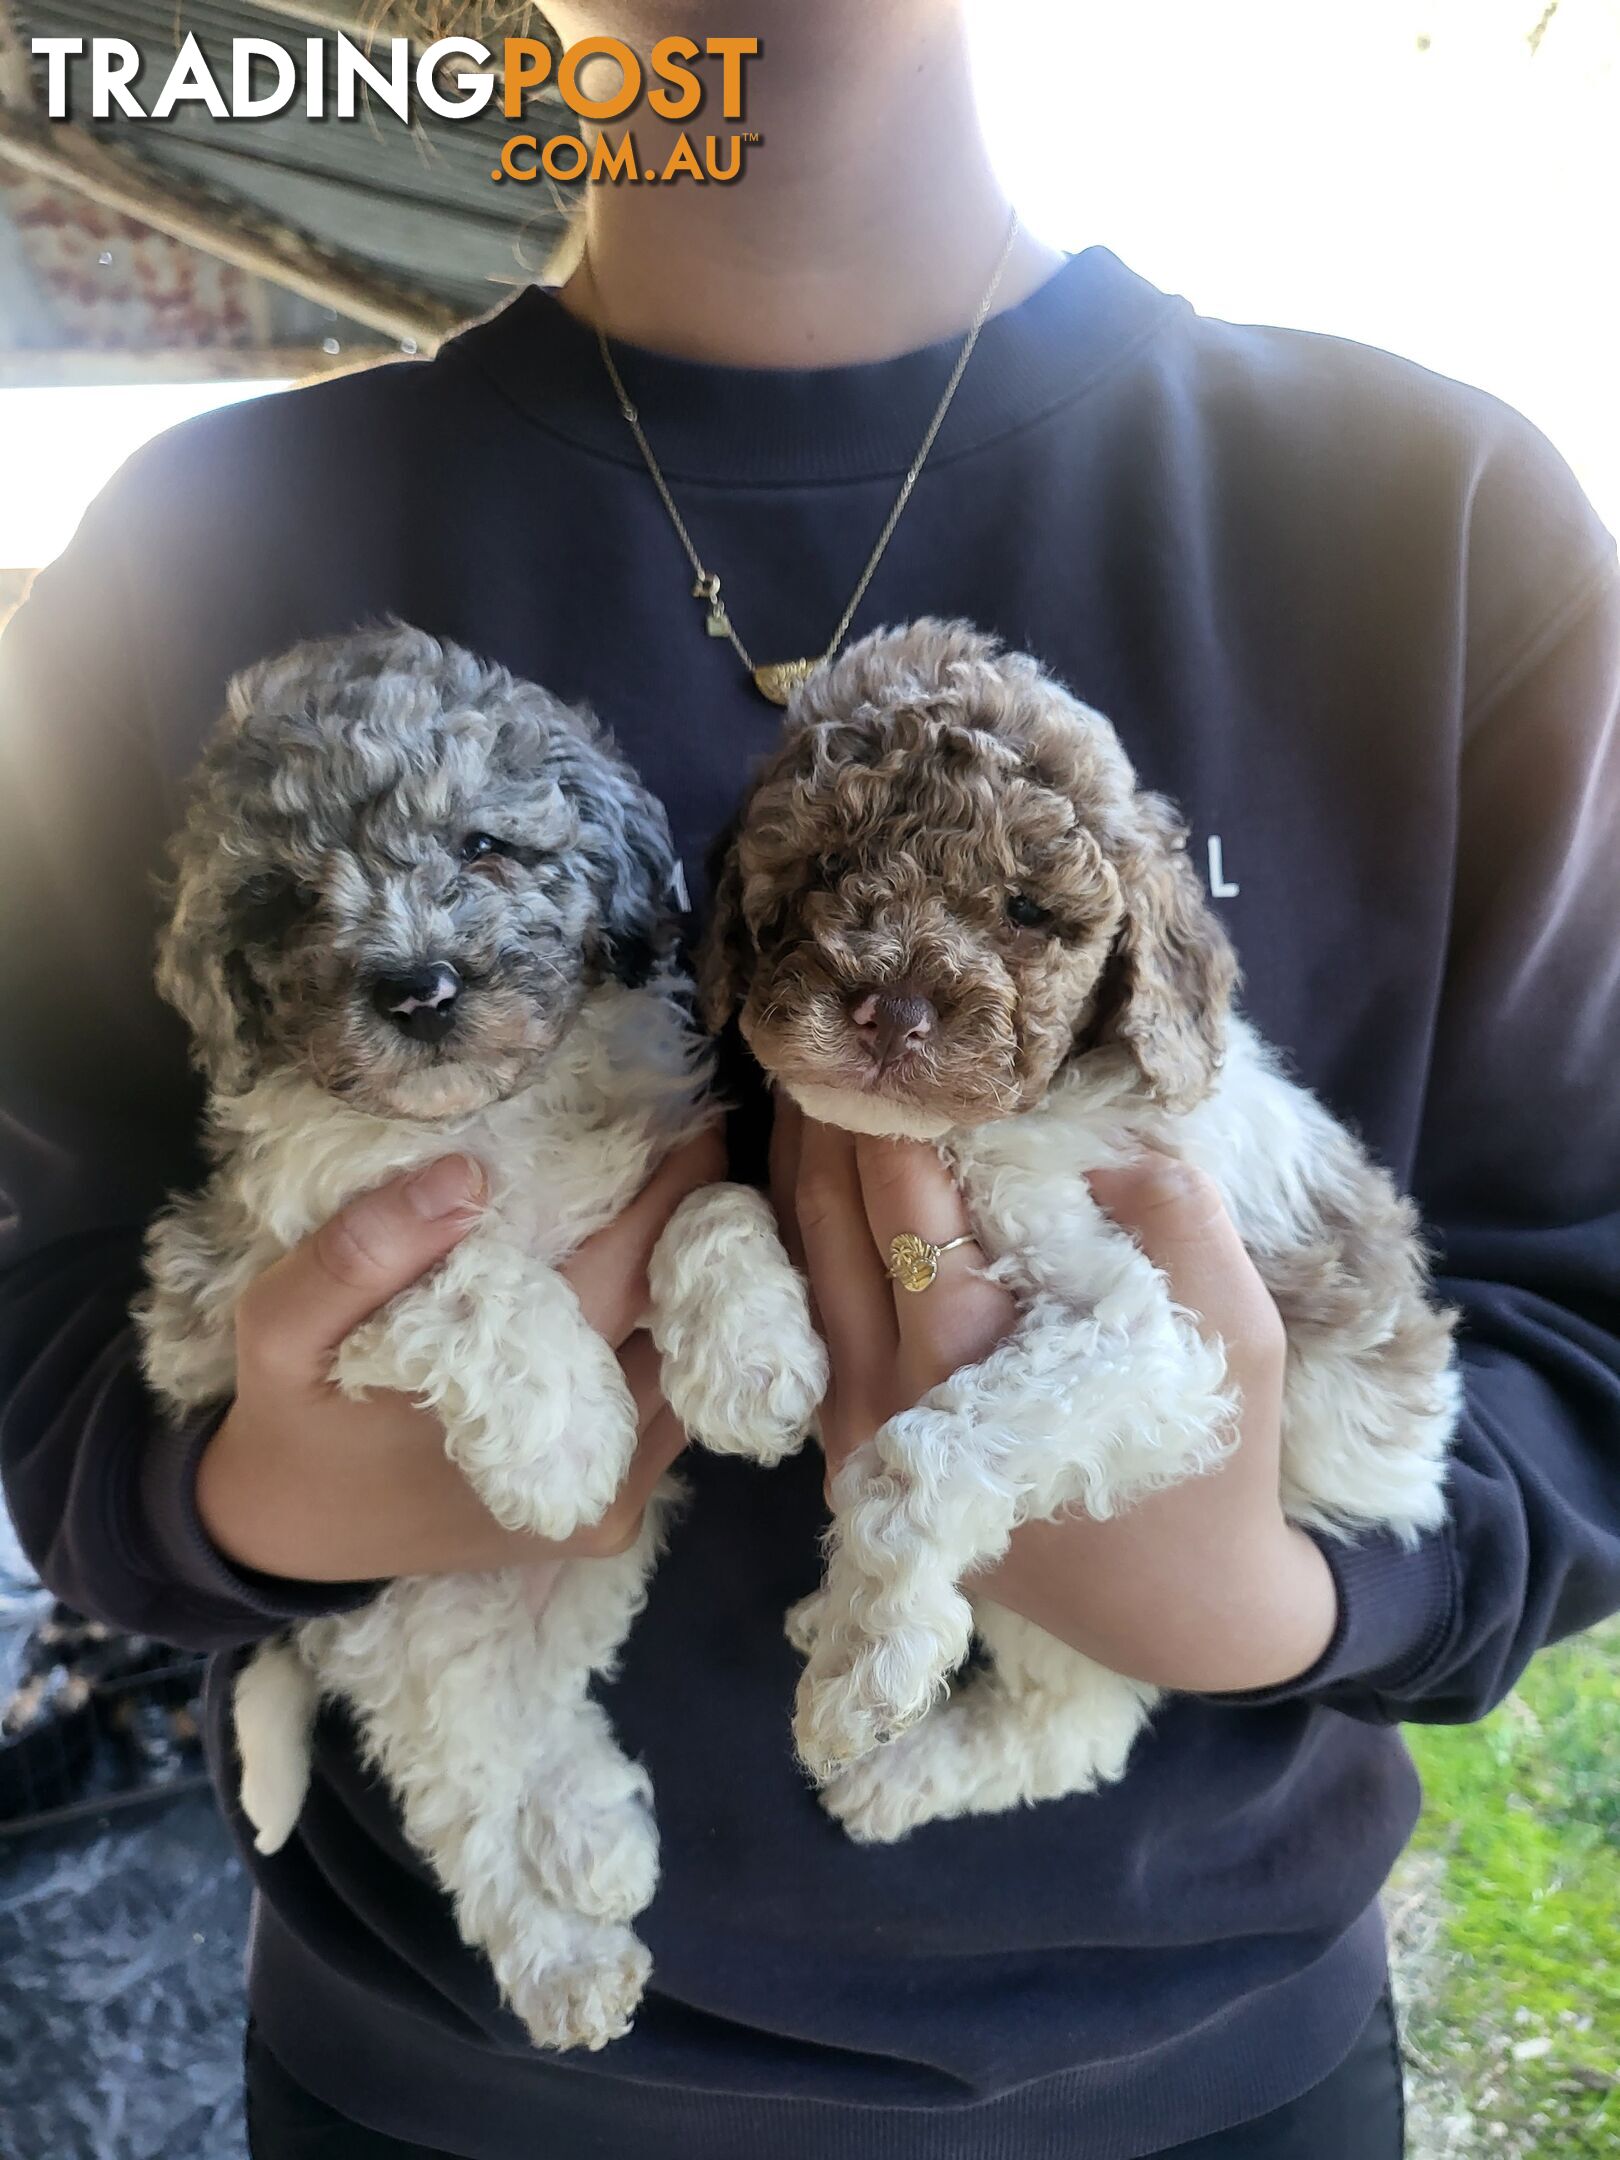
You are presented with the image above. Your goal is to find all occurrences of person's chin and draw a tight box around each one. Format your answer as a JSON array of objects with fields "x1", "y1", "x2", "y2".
[{"x1": 782, "y1": 1079, "x2": 958, "y2": 1142}]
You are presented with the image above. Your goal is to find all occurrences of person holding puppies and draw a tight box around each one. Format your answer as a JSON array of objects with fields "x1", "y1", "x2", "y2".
[{"x1": 3, "y1": 2, "x2": 1619, "y2": 2155}]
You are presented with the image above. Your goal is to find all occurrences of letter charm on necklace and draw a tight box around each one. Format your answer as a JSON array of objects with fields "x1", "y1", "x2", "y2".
[{"x1": 693, "y1": 573, "x2": 730, "y2": 638}]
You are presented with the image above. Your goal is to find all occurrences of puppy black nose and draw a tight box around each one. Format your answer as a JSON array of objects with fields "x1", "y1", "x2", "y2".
[
  {"x1": 371, "y1": 963, "x2": 462, "y2": 1044},
  {"x1": 848, "y1": 985, "x2": 937, "y2": 1068}
]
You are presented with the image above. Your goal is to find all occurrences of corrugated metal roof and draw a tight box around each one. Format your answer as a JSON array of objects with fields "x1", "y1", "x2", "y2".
[{"x1": 1, "y1": 0, "x2": 575, "y2": 357}]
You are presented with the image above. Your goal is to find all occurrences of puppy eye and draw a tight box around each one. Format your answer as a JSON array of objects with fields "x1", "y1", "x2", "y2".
[
  {"x1": 820, "y1": 854, "x2": 850, "y2": 886},
  {"x1": 459, "y1": 831, "x2": 515, "y2": 866},
  {"x1": 1006, "y1": 893, "x2": 1052, "y2": 930},
  {"x1": 234, "y1": 875, "x2": 318, "y2": 945}
]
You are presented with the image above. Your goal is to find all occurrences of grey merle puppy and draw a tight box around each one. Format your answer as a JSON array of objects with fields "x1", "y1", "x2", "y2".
[{"x1": 136, "y1": 623, "x2": 825, "y2": 2049}]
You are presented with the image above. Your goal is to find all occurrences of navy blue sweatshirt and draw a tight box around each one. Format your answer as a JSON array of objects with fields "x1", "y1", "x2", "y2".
[{"x1": 3, "y1": 251, "x2": 1619, "y2": 2160}]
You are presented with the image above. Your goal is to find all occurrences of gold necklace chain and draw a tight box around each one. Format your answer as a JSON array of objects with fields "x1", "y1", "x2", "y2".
[{"x1": 590, "y1": 209, "x2": 1021, "y2": 705}]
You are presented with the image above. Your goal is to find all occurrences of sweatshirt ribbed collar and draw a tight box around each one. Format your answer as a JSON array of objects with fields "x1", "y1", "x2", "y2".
[{"x1": 446, "y1": 247, "x2": 1180, "y2": 489}]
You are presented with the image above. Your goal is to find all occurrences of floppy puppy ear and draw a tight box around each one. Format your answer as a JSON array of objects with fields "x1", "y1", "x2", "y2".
[
  {"x1": 695, "y1": 832, "x2": 754, "y2": 1036},
  {"x1": 1091, "y1": 793, "x2": 1237, "y2": 1112},
  {"x1": 155, "y1": 863, "x2": 266, "y2": 1096},
  {"x1": 581, "y1": 768, "x2": 679, "y2": 991}
]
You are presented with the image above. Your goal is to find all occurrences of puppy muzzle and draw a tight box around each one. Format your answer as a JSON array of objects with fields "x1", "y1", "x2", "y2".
[{"x1": 370, "y1": 962, "x2": 463, "y2": 1045}]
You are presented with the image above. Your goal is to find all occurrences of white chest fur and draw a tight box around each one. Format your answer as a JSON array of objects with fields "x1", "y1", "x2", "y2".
[
  {"x1": 219, "y1": 979, "x2": 710, "y2": 1265},
  {"x1": 946, "y1": 1019, "x2": 1335, "y2": 1289}
]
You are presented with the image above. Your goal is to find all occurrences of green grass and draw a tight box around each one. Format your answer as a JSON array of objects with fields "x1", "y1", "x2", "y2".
[{"x1": 1400, "y1": 1617, "x2": 1620, "y2": 2157}]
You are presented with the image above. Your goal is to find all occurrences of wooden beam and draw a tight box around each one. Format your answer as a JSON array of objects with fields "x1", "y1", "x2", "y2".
[
  {"x1": 0, "y1": 343, "x2": 390, "y2": 386},
  {"x1": 0, "y1": 107, "x2": 462, "y2": 349},
  {"x1": 221, "y1": 0, "x2": 405, "y2": 42},
  {"x1": 0, "y1": 0, "x2": 34, "y2": 109}
]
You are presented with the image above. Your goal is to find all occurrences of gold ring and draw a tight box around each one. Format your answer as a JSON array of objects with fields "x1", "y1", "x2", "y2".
[{"x1": 887, "y1": 1231, "x2": 977, "y2": 1294}]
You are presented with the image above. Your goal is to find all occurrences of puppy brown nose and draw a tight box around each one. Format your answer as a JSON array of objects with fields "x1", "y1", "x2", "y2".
[
  {"x1": 849, "y1": 985, "x2": 937, "y2": 1068},
  {"x1": 372, "y1": 962, "x2": 462, "y2": 1044}
]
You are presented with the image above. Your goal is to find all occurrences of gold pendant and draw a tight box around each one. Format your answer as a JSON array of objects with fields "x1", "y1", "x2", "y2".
[{"x1": 752, "y1": 658, "x2": 819, "y2": 707}]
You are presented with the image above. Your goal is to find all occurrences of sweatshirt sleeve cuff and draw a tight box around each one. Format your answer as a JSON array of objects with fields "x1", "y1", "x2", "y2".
[
  {"x1": 1200, "y1": 1525, "x2": 1458, "y2": 1712},
  {"x1": 138, "y1": 1404, "x2": 382, "y2": 1640}
]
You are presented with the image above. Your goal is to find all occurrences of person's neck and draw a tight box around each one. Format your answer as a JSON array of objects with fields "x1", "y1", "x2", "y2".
[{"x1": 546, "y1": 4, "x2": 1065, "y2": 367}]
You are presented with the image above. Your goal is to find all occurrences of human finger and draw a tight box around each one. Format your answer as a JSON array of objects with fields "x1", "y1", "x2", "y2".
[
  {"x1": 769, "y1": 1094, "x2": 807, "y2": 1270},
  {"x1": 240, "y1": 1156, "x2": 486, "y2": 1379},
  {"x1": 795, "y1": 1117, "x2": 897, "y2": 1459},
  {"x1": 853, "y1": 1135, "x2": 1010, "y2": 1377}
]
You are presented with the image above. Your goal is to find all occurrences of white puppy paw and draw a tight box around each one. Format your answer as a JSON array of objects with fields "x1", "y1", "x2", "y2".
[
  {"x1": 503, "y1": 1930, "x2": 652, "y2": 2054},
  {"x1": 457, "y1": 1359, "x2": 639, "y2": 1542},
  {"x1": 792, "y1": 1568, "x2": 972, "y2": 1780},
  {"x1": 793, "y1": 1650, "x2": 937, "y2": 1783},
  {"x1": 651, "y1": 1185, "x2": 828, "y2": 1465},
  {"x1": 784, "y1": 1590, "x2": 829, "y2": 1656},
  {"x1": 675, "y1": 1315, "x2": 826, "y2": 1466},
  {"x1": 335, "y1": 1269, "x2": 641, "y2": 1543}
]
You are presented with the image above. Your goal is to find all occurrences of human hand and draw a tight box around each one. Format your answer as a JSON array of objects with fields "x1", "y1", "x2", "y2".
[
  {"x1": 977, "y1": 1155, "x2": 1338, "y2": 1692},
  {"x1": 196, "y1": 1132, "x2": 726, "y2": 1584},
  {"x1": 769, "y1": 1100, "x2": 1018, "y2": 1493},
  {"x1": 771, "y1": 1103, "x2": 1336, "y2": 1694}
]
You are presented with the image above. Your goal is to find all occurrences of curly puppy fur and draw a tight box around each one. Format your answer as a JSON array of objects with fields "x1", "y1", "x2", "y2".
[
  {"x1": 701, "y1": 619, "x2": 1459, "y2": 1841},
  {"x1": 136, "y1": 624, "x2": 826, "y2": 2047}
]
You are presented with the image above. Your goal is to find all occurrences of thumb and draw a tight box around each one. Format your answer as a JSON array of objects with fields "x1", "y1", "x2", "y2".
[{"x1": 246, "y1": 1154, "x2": 487, "y2": 1374}]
